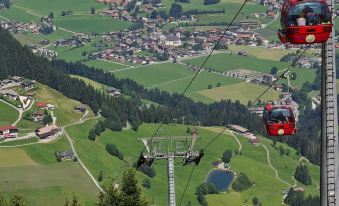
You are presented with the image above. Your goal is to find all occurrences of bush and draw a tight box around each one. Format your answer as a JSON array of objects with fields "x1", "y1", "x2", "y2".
[
  {"x1": 88, "y1": 129, "x2": 96, "y2": 141},
  {"x1": 137, "y1": 165, "x2": 156, "y2": 178},
  {"x1": 221, "y1": 149, "x2": 233, "y2": 163},
  {"x1": 294, "y1": 163, "x2": 312, "y2": 186},
  {"x1": 142, "y1": 178, "x2": 151, "y2": 189},
  {"x1": 105, "y1": 144, "x2": 124, "y2": 160},
  {"x1": 232, "y1": 172, "x2": 254, "y2": 192}
]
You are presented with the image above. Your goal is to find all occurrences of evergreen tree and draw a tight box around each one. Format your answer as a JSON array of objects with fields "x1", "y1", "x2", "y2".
[
  {"x1": 232, "y1": 173, "x2": 253, "y2": 192},
  {"x1": 142, "y1": 178, "x2": 151, "y2": 189},
  {"x1": 252, "y1": 197, "x2": 259, "y2": 206},
  {"x1": 43, "y1": 114, "x2": 53, "y2": 125},
  {"x1": 91, "y1": 7, "x2": 96, "y2": 14},
  {"x1": 120, "y1": 169, "x2": 147, "y2": 206},
  {"x1": 270, "y1": 66, "x2": 278, "y2": 75},
  {"x1": 169, "y1": 3, "x2": 182, "y2": 18},
  {"x1": 294, "y1": 163, "x2": 312, "y2": 186},
  {"x1": 70, "y1": 196, "x2": 81, "y2": 206},
  {"x1": 98, "y1": 170, "x2": 104, "y2": 182},
  {"x1": 97, "y1": 184, "x2": 120, "y2": 206},
  {"x1": 221, "y1": 149, "x2": 233, "y2": 163},
  {"x1": 88, "y1": 129, "x2": 96, "y2": 141}
]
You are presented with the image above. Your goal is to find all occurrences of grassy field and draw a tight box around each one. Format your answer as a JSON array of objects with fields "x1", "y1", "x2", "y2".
[
  {"x1": 157, "y1": 71, "x2": 242, "y2": 102},
  {"x1": 198, "y1": 82, "x2": 281, "y2": 104},
  {"x1": 66, "y1": 121, "x2": 319, "y2": 206},
  {"x1": 84, "y1": 59, "x2": 129, "y2": 71},
  {"x1": 0, "y1": 137, "x2": 39, "y2": 146},
  {"x1": 35, "y1": 83, "x2": 94, "y2": 126},
  {"x1": 0, "y1": 135, "x2": 99, "y2": 206},
  {"x1": 0, "y1": 101, "x2": 19, "y2": 126},
  {"x1": 13, "y1": 29, "x2": 73, "y2": 46},
  {"x1": 184, "y1": 53, "x2": 290, "y2": 74},
  {"x1": 228, "y1": 45, "x2": 291, "y2": 61},
  {"x1": 55, "y1": 16, "x2": 131, "y2": 34},
  {"x1": 161, "y1": 0, "x2": 267, "y2": 24}
]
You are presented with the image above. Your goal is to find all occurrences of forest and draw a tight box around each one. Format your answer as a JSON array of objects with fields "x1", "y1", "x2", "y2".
[{"x1": 0, "y1": 27, "x2": 328, "y2": 167}]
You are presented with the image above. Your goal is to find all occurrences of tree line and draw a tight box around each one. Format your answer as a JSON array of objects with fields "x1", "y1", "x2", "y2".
[{"x1": 50, "y1": 59, "x2": 264, "y2": 134}]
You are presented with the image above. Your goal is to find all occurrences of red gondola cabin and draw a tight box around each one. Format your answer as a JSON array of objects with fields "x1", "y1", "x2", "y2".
[
  {"x1": 278, "y1": 0, "x2": 333, "y2": 44},
  {"x1": 263, "y1": 104, "x2": 296, "y2": 136}
]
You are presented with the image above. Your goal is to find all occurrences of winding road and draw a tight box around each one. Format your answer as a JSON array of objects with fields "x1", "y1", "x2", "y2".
[{"x1": 262, "y1": 144, "x2": 292, "y2": 187}]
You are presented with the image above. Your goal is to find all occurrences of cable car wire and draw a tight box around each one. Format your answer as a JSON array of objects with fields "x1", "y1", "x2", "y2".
[
  {"x1": 137, "y1": 0, "x2": 250, "y2": 157},
  {"x1": 175, "y1": 44, "x2": 311, "y2": 204},
  {"x1": 250, "y1": 44, "x2": 311, "y2": 107},
  {"x1": 178, "y1": 165, "x2": 197, "y2": 206}
]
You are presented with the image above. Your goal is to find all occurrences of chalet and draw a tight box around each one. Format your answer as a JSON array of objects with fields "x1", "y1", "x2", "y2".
[
  {"x1": 250, "y1": 138, "x2": 260, "y2": 146},
  {"x1": 106, "y1": 87, "x2": 121, "y2": 97},
  {"x1": 32, "y1": 110, "x2": 45, "y2": 122},
  {"x1": 56, "y1": 39, "x2": 75, "y2": 47},
  {"x1": 262, "y1": 74, "x2": 276, "y2": 84},
  {"x1": 11, "y1": 76, "x2": 23, "y2": 82},
  {"x1": 39, "y1": 39, "x2": 50, "y2": 45},
  {"x1": 21, "y1": 80, "x2": 34, "y2": 90},
  {"x1": 164, "y1": 35, "x2": 181, "y2": 46},
  {"x1": 0, "y1": 89, "x2": 19, "y2": 100},
  {"x1": 47, "y1": 104, "x2": 55, "y2": 110},
  {"x1": 1, "y1": 79, "x2": 12, "y2": 86},
  {"x1": 36, "y1": 102, "x2": 47, "y2": 109},
  {"x1": 228, "y1": 124, "x2": 248, "y2": 134},
  {"x1": 74, "y1": 104, "x2": 87, "y2": 113},
  {"x1": 0, "y1": 125, "x2": 18, "y2": 139},
  {"x1": 248, "y1": 107, "x2": 264, "y2": 117},
  {"x1": 35, "y1": 124, "x2": 61, "y2": 139},
  {"x1": 56, "y1": 151, "x2": 75, "y2": 161}
]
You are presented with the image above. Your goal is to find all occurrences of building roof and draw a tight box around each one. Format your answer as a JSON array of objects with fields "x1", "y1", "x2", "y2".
[
  {"x1": 36, "y1": 124, "x2": 59, "y2": 136},
  {"x1": 0, "y1": 125, "x2": 18, "y2": 131},
  {"x1": 229, "y1": 124, "x2": 248, "y2": 133},
  {"x1": 250, "y1": 138, "x2": 260, "y2": 144},
  {"x1": 165, "y1": 35, "x2": 180, "y2": 41},
  {"x1": 75, "y1": 104, "x2": 86, "y2": 109},
  {"x1": 36, "y1": 102, "x2": 47, "y2": 108}
]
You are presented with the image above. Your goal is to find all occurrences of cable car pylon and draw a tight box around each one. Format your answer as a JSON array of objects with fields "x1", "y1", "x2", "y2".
[{"x1": 321, "y1": 0, "x2": 338, "y2": 205}]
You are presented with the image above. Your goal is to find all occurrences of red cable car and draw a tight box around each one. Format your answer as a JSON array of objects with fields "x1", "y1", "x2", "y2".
[
  {"x1": 263, "y1": 104, "x2": 296, "y2": 136},
  {"x1": 278, "y1": 0, "x2": 333, "y2": 44}
]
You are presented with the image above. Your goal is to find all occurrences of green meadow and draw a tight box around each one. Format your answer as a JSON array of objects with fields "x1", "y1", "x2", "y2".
[
  {"x1": 0, "y1": 100, "x2": 19, "y2": 125},
  {"x1": 0, "y1": 137, "x2": 99, "y2": 206},
  {"x1": 66, "y1": 120, "x2": 320, "y2": 206}
]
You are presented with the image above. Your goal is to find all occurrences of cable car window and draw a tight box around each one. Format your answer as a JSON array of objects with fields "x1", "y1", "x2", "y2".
[
  {"x1": 287, "y1": 2, "x2": 331, "y2": 26},
  {"x1": 269, "y1": 108, "x2": 291, "y2": 123}
]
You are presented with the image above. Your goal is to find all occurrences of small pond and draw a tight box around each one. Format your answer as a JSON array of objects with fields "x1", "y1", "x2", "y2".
[{"x1": 205, "y1": 170, "x2": 235, "y2": 192}]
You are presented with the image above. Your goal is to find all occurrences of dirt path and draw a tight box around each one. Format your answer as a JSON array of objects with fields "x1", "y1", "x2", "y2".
[
  {"x1": 0, "y1": 99, "x2": 22, "y2": 126},
  {"x1": 146, "y1": 74, "x2": 197, "y2": 89},
  {"x1": 262, "y1": 144, "x2": 292, "y2": 187},
  {"x1": 228, "y1": 130, "x2": 243, "y2": 152},
  {"x1": 62, "y1": 127, "x2": 105, "y2": 193}
]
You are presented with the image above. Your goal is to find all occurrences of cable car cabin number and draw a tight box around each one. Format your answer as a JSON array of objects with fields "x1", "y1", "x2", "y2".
[
  {"x1": 278, "y1": 0, "x2": 333, "y2": 44},
  {"x1": 263, "y1": 104, "x2": 297, "y2": 136}
]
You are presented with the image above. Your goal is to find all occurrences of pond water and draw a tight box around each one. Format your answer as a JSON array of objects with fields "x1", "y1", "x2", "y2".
[{"x1": 205, "y1": 170, "x2": 235, "y2": 192}]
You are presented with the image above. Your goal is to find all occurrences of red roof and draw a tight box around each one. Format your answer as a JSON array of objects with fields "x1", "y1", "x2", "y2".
[
  {"x1": 250, "y1": 138, "x2": 260, "y2": 144},
  {"x1": 0, "y1": 125, "x2": 18, "y2": 131},
  {"x1": 36, "y1": 102, "x2": 47, "y2": 108}
]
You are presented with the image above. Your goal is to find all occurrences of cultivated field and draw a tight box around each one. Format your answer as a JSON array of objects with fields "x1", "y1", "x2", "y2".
[{"x1": 198, "y1": 82, "x2": 281, "y2": 104}]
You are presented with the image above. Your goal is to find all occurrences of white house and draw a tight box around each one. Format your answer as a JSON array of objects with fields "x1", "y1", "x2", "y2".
[{"x1": 164, "y1": 35, "x2": 182, "y2": 46}]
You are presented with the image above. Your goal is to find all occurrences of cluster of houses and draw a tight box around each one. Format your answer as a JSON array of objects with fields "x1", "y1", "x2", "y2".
[
  {"x1": 0, "y1": 77, "x2": 35, "y2": 108},
  {"x1": 31, "y1": 47, "x2": 57, "y2": 59},
  {"x1": 0, "y1": 20, "x2": 40, "y2": 34},
  {"x1": 228, "y1": 124, "x2": 260, "y2": 146}
]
